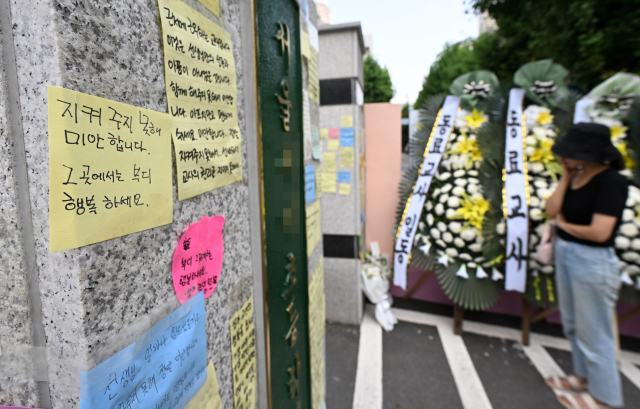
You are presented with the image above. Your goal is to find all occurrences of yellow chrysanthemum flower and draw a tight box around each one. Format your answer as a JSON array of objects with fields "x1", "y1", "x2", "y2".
[
  {"x1": 537, "y1": 110, "x2": 554, "y2": 125},
  {"x1": 449, "y1": 193, "x2": 490, "y2": 231},
  {"x1": 529, "y1": 138, "x2": 555, "y2": 163},
  {"x1": 616, "y1": 141, "x2": 636, "y2": 169},
  {"x1": 610, "y1": 125, "x2": 628, "y2": 142},
  {"x1": 450, "y1": 133, "x2": 483, "y2": 166},
  {"x1": 464, "y1": 109, "x2": 487, "y2": 129}
]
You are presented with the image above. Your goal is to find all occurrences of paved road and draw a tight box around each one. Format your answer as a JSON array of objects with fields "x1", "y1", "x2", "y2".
[{"x1": 326, "y1": 304, "x2": 640, "y2": 409}]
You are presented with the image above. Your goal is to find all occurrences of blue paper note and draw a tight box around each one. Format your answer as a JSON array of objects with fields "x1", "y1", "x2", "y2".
[
  {"x1": 305, "y1": 166, "x2": 316, "y2": 203},
  {"x1": 80, "y1": 292, "x2": 208, "y2": 409},
  {"x1": 337, "y1": 172, "x2": 351, "y2": 183},
  {"x1": 340, "y1": 127, "x2": 354, "y2": 147}
]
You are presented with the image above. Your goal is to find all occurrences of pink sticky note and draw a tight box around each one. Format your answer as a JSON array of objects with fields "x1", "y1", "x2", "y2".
[
  {"x1": 172, "y1": 215, "x2": 225, "y2": 304},
  {"x1": 328, "y1": 128, "x2": 340, "y2": 139}
]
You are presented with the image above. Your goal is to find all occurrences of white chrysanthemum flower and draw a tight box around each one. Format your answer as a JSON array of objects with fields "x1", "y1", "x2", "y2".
[
  {"x1": 530, "y1": 208, "x2": 544, "y2": 221},
  {"x1": 534, "y1": 180, "x2": 548, "y2": 188},
  {"x1": 630, "y1": 187, "x2": 640, "y2": 201},
  {"x1": 460, "y1": 228, "x2": 477, "y2": 242},
  {"x1": 437, "y1": 222, "x2": 447, "y2": 232},
  {"x1": 454, "y1": 238, "x2": 465, "y2": 248},
  {"x1": 632, "y1": 239, "x2": 640, "y2": 251},
  {"x1": 443, "y1": 232, "x2": 453, "y2": 243},
  {"x1": 526, "y1": 146, "x2": 536, "y2": 157},
  {"x1": 622, "y1": 252, "x2": 640, "y2": 262},
  {"x1": 496, "y1": 221, "x2": 505, "y2": 235},
  {"x1": 454, "y1": 178, "x2": 467, "y2": 187},
  {"x1": 537, "y1": 188, "x2": 551, "y2": 199},
  {"x1": 446, "y1": 208, "x2": 457, "y2": 218},
  {"x1": 439, "y1": 193, "x2": 449, "y2": 204},
  {"x1": 419, "y1": 222, "x2": 426, "y2": 231},
  {"x1": 436, "y1": 239, "x2": 446, "y2": 248},
  {"x1": 441, "y1": 184, "x2": 453, "y2": 193},
  {"x1": 453, "y1": 169, "x2": 465, "y2": 178},
  {"x1": 620, "y1": 223, "x2": 639, "y2": 237},
  {"x1": 435, "y1": 203, "x2": 444, "y2": 216},
  {"x1": 541, "y1": 265, "x2": 554, "y2": 274},
  {"x1": 626, "y1": 265, "x2": 640, "y2": 275},
  {"x1": 533, "y1": 126, "x2": 547, "y2": 139},
  {"x1": 447, "y1": 196, "x2": 460, "y2": 208},
  {"x1": 426, "y1": 213, "x2": 434, "y2": 226},
  {"x1": 468, "y1": 262, "x2": 477, "y2": 268},
  {"x1": 426, "y1": 201, "x2": 433, "y2": 211},
  {"x1": 445, "y1": 248, "x2": 458, "y2": 258},
  {"x1": 530, "y1": 196, "x2": 540, "y2": 207},
  {"x1": 524, "y1": 105, "x2": 550, "y2": 130},
  {"x1": 476, "y1": 235, "x2": 485, "y2": 245},
  {"x1": 616, "y1": 236, "x2": 631, "y2": 250},
  {"x1": 468, "y1": 170, "x2": 478, "y2": 177},
  {"x1": 467, "y1": 177, "x2": 480, "y2": 185},
  {"x1": 623, "y1": 209, "x2": 635, "y2": 222},
  {"x1": 438, "y1": 172, "x2": 452, "y2": 181},
  {"x1": 430, "y1": 228, "x2": 441, "y2": 240},
  {"x1": 530, "y1": 235, "x2": 539, "y2": 247},
  {"x1": 626, "y1": 197, "x2": 637, "y2": 207},
  {"x1": 452, "y1": 186, "x2": 465, "y2": 197},
  {"x1": 529, "y1": 162, "x2": 545, "y2": 174},
  {"x1": 459, "y1": 253, "x2": 472, "y2": 261},
  {"x1": 467, "y1": 184, "x2": 479, "y2": 195},
  {"x1": 529, "y1": 259, "x2": 539, "y2": 269},
  {"x1": 469, "y1": 243, "x2": 482, "y2": 253},
  {"x1": 526, "y1": 136, "x2": 537, "y2": 146},
  {"x1": 449, "y1": 222, "x2": 462, "y2": 233}
]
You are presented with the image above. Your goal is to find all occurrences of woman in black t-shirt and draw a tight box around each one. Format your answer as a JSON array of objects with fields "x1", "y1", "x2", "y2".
[{"x1": 544, "y1": 123, "x2": 627, "y2": 409}]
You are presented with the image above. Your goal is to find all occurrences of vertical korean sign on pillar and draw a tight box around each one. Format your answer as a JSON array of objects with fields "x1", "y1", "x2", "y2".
[
  {"x1": 504, "y1": 88, "x2": 529, "y2": 292},
  {"x1": 256, "y1": 0, "x2": 311, "y2": 407},
  {"x1": 393, "y1": 96, "x2": 460, "y2": 289}
]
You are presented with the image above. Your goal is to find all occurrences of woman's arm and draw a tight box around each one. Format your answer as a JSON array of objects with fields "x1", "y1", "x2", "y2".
[
  {"x1": 557, "y1": 213, "x2": 618, "y2": 243},
  {"x1": 545, "y1": 169, "x2": 574, "y2": 218}
]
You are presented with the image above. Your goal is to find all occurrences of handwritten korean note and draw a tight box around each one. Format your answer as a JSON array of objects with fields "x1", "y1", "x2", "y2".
[
  {"x1": 321, "y1": 173, "x2": 336, "y2": 193},
  {"x1": 48, "y1": 86, "x2": 173, "y2": 252},
  {"x1": 183, "y1": 361, "x2": 222, "y2": 409},
  {"x1": 315, "y1": 167, "x2": 322, "y2": 199},
  {"x1": 308, "y1": 258, "x2": 326, "y2": 409},
  {"x1": 320, "y1": 128, "x2": 328, "y2": 140},
  {"x1": 79, "y1": 292, "x2": 207, "y2": 409},
  {"x1": 337, "y1": 172, "x2": 351, "y2": 183},
  {"x1": 327, "y1": 140, "x2": 339, "y2": 151},
  {"x1": 308, "y1": 47, "x2": 320, "y2": 104},
  {"x1": 305, "y1": 166, "x2": 316, "y2": 204},
  {"x1": 159, "y1": 0, "x2": 242, "y2": 200},
  {"x1": 339, "y1": 183, "x2": 351, "y2": 195},
  {"x1": 341, "y1": 116, "x2": 353, "y2": 127},
  {"x1": 172, "y1": 216, "x2": 225, "y2": 304},
  {"x1": 306, "y1": 200, "x2": 322, "y2": 256},
  {"x1": 196, "y1": 0, "x2": 220, "y2": 17},
  {"x1": 340, "y1": 128, "x2": 354, "y2": 147},
  {"x1": 340, "y1": 147, "x2": 354, "y2": 168},
  {"x1": 230, "y1": 297, "x2": 256, "y2": 409},
  {"x1": 322, "y1": 153, "x2": 336, "y2": 172}
]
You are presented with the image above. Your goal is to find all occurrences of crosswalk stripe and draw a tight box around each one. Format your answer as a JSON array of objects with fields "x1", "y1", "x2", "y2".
[
  {"x1": 353, "y1": 305, "x2": 383, "y2": 409},
  {"x1": 620, "y1": 360, "x2": 640, "y2": 390}
]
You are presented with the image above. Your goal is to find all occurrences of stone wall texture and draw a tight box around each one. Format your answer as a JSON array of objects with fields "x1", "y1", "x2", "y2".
[{"x1": 1, "y1": 0, "x2": 256, "y2": 407}]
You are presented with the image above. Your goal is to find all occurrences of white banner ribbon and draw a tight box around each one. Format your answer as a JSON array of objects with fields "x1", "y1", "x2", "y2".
[
  {"x1": 504, "y1": 88, "x2": 528, "y2": 292},
  {"x1": 573, "y1": 99, "x2": 592, "y2": 124},
  {"x1": 393, "y1": 96, "x2": 460, "y2": 289}
]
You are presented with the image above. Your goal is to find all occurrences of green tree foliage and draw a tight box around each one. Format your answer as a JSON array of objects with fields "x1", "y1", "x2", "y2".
[
  {"x1": 416, "y1": 0, "x2": 640, "y2": 107},
  {"x1": 414, "y1": 40, "x2": 481, "y2": 108},
  {"x1": 364, "y1": 54, "x2": 395, "y2": 103}
]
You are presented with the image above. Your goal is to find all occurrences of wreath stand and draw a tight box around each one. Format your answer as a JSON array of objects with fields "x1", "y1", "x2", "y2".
[{"x1": 521, "y1": 298, "x2": 558, "y2": 346}]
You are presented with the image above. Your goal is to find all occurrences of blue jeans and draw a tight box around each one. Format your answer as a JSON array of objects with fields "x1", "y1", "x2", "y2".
[{"x1": 555, "y1": 238, "x2": 623, "y2": 407}]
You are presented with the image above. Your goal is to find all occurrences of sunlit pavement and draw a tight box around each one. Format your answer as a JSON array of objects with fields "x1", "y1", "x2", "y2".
[{"x1": 326, "y1": 303, "x2": 640, "y2": 409}]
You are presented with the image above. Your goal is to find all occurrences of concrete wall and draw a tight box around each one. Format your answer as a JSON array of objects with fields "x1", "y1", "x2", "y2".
[
  {"x1": 0, "y1": 0, "x2": 265, "y2": 408},
  {"x1": 364, "y1": 103, "x2": 401, "y2": 259}
]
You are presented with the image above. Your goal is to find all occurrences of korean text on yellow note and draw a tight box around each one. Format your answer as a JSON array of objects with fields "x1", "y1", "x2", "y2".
[
  {"x1": 306, "y1": 200, "x2": 322, "y2": 257},
  {"x1": 231, "y1": 297, "x2": 256, "y2": 409},
  {"x1": 339, "y1": 183, "x2": 351, "y2": 195},
  {"x1": 47, "y1": 86, "x2": 173, "y2": 252},
  {"x1": 183, "y1": 361, "x2": 223, "y2": 409},
  {"x1": 340, "y1": 147, "x2": 355, "y2": 168},
  {"x1": 322, "y1": 172, "x2": 336, "y2": 193},
  {"x1": 322, "y1": 152, "x2": 336, "y2": 172},
  {"x1": 327, "y1": 139, "x2": 339, "y2": 151},
  {"x1": 159, "y1": 0, "x2": 242, "y2": 200},
  {"x1": 341, "y1": 115, "x2": 353, "y2": 127}
]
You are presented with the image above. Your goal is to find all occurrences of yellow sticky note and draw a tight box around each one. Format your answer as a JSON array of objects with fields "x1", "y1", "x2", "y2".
[
  {"x1": 230, "y1": 297, "x2": 256, "y2": 409},
  {"x1": 320, "y1": 128, "x2": 329, "y2": 139},
  {"x1": 183, "y1": 361, "x2": 223, "y2": 409},
  {"x1": 315, "y1": 167, "x2": 322, "y2": 199},
  {"x1": 301, "y1": 30, "x2": 311, "y2": 59},
  {"x1": 308, "y1": 47, "x2": 320, "y2": 104},
  {"x1": 306, "y1": 201, "x2": 322, "y2": 256},
  {"x1": 339, "y1": 183, "x2": 351, "y2": 195},
  {"x1": 323, "y1": 152, "x2": 336, "y2": 172},
  {"x1": 47, "y1": 86, "x2": 173, "y2": 252},
  {"x1": 327, "y1": 139, "x2": 339, "y2": 151},
  {"x1": 196, "y1": 0, "x2": 220, "y2": 17},
  {"x1": 341, "y1": 115, "x2": 353, "y2": 127},
  {"x1": 308, "y1": 257, "x2": 326, "y2": 409},
  {"x1": 322, "y1": 172, "x2": 337, "y2": 193},
  {"x1": 340, "y1": 147, "x2": 355, "y2": 168},
  {"x1": 159, "y1": 0, "x2": 242, "y2": 200}
]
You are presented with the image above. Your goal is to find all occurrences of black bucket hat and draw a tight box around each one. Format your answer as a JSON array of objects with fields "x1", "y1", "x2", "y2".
[{"x1": 552, "y1": 122, "x2": 622, "y2": 164}]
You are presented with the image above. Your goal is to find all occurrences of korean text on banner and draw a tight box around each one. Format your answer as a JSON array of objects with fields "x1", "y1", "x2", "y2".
[
  {"x1": 79, "y1": 292, "x2": 208, "y2": 409},
  {"x1": 393, "y1": 96, "x2": 460, "y2": 289},
  {"x1": 48, "y1": 86, "x2": 173, "y2": 252},
  {"x1": 159, "y1": 0, "x2": 242, "y2": 200},
  {"x1": 504, "y1": 88, "x2": 529, "y2": 292},
  {"x1": 230, "y1": 297, "x2": 257, "y2": 409}
]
